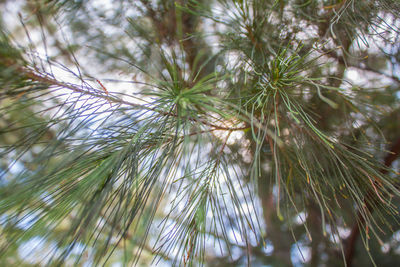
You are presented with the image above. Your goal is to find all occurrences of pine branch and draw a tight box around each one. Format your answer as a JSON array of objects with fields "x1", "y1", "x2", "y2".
[
  {"x1": 2, "y1": 1, "x2": 400, "y2": 265},
  {"x1": 3, "y1": 63, "x2": 248, "y2": 132}
]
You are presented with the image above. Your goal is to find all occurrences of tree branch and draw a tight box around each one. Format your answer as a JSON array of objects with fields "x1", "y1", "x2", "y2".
[{"x1": 3, "y1": 64, "x2": 249, "y2": 133}]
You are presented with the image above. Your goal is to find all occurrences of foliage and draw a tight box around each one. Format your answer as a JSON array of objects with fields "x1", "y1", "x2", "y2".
[{"x1": 1, "y1": 0, "x2": 400, "y2": 266}]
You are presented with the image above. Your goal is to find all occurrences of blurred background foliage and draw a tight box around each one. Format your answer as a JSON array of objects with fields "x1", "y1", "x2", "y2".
[{"x1": 1, "y1": 0, "x2": 400, "y2": 266}]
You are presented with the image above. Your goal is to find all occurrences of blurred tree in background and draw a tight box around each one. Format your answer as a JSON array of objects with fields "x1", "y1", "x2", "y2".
[{"x1": 1, "y1": 0, "x2": 400, "y2": 266}]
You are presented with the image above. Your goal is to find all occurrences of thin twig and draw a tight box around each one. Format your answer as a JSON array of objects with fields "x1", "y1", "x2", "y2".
[{"x1": 12, "y1": 66, "x2": 248, "y2": 132}]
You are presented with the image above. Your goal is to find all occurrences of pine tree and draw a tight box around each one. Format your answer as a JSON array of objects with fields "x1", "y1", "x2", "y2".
[{"x1": 1, "y1": 0, "x2": 400, "y2": 266}]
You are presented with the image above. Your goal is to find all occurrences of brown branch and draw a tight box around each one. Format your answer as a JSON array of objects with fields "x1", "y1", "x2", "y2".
[
  {"x1": 4, "y1": 64, "x2": 249, "y2": 133},
  {"x1": 345, "y1": 136, "x2": 400, "y2": 266}
]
